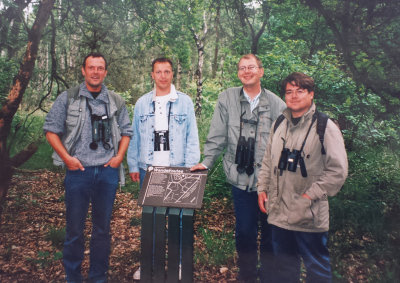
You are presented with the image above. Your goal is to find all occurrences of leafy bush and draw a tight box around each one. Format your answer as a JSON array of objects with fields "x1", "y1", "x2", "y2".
[
  {"x1": 0, "y1": 57, "x2": 18, "y2": 103},
  {"x1": 9, "y1": 112, "x2": 54, "y2": 170}
]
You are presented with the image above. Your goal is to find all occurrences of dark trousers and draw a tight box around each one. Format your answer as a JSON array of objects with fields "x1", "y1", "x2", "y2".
[
  {"x1": 270, "y1": 225, "x2": 331, "y2": 283},
  {"x1": 231, "y1": 185, "x2": 273, "y2": 282}
]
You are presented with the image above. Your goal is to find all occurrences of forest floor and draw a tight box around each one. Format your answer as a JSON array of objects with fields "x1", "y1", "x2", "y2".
[{"x1": 0, "y1": 170, "x2": 381, "y2": 282}]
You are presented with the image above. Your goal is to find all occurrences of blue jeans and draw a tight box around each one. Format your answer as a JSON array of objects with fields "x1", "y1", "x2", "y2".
[
  {"x1": 270, "y1": 225, "x2": 331, "y2": 283},
  {"x1": 139, "y1": 167, "x2": 147, "y2": 189},
  {"x1": 63, "y1": 166, "x2": 119, "y2": 283},
  {"x1": 231, "y1": 186, "x2": 273, "y2": 282}
]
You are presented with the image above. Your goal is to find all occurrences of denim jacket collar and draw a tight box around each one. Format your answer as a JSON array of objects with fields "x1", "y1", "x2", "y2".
[{"x1": 151, "y1": 84, "x2": 178, "y2": 102}]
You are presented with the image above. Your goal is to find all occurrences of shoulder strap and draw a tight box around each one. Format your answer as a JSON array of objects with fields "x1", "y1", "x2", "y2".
[
  {"x1": 273, "y1": 114, "x2": 286, "y2": 133},
  {"x1": 107, "y1": 90, "x2": 125, "y2": 114},
  {"x1": 316, "y1": 110, "x2": 329, "y2": 155},
  {"x1": 273, "y1": 110, "x2": 331, "y2": 155},
  {"x1": 66, "y1": 85, "x2": 80, "y2": 107}
]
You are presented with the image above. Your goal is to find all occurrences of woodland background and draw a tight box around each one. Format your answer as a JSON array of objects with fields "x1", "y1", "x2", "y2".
[{"x1": 0, "y1": 0, "x2": 399, "y2": 282}]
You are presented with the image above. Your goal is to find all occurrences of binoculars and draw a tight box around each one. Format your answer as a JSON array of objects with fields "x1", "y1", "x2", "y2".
[
  {"x1": 278, "y1": 148, "x2": 307, "y2": 177},
  {"x1": 235, "y1": 136, "x2": 255, "y2": 176},
  {"x1": 90, "y1": 115, "x2": 111, "y2": 150},
  {"x1": 154, "y1": 130, "x2": 170, "y2": 151}
]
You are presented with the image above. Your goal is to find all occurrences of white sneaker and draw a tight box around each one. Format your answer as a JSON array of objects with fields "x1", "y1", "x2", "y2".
[
  {"x1": 133, "y1": 267, "x2": 141, "y2": 281},
  {"x1": 179, "y1": 263, "x2": 182, "y2": 280}
]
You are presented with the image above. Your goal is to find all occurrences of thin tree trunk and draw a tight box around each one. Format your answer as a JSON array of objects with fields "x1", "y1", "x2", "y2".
[
  {"x1": 0, "y1": 0, "x2": 55, "y2": 220},
  {"x1": 191, "y1": 12, "x2": 208, "y2": 117},
  {"x1": 195, "y1": 41, "x2": 204, "y2": 116},
  {"x1": 175, "y1": 59, "x2": 182, "y2": 90},
  {"x1": 212, "y1": 0, "x2": 221, "y2": 79}
]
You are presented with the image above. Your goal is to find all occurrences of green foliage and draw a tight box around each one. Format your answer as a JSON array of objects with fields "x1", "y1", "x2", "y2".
[
  {"x1": 195, "y1": 227, "x2": 235, "y2": 266},
  {"x1": 0, "y1": 57, "x2": 18, "y2": 103},
  {"x1": 30, "y1": 251, "x2": 63, "y2": 268},
  {"x1": 203, "y1": 157, "x2": 231, "y2": 203},
  {"x1": 130, "y1": 216, "x2": 141, "y2": 227},
  {"x1": 8, "y1": 113, "x2": 54, "y2": 170},
  {"x1": 45, "y1": 227, "x2": 66, "y2": 250},
  {"x1": 2, "y1": 0, "x2": 400, "y2": 279},
  {"x1": 331, "y1": 148, "x2": 400, "y2": 236}
]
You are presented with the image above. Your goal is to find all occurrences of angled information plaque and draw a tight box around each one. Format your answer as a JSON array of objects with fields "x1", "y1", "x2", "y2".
[{"x1": 138, "y1": 166, "x2": 208, "y2": 209}]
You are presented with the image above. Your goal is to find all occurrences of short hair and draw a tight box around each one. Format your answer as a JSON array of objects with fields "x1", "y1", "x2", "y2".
[
  {"x1": 152, "y1": 57, "x2": 173, "y2": 71},
  {"x1": 82, "y1": 52, "x2": 108, "y2": 70},
  {"x1": 238, "y1": 54, "x2": 263, "y2": 69},
  {"x1": 281, "y1": 72, "x2": 315, "y2": 95}
]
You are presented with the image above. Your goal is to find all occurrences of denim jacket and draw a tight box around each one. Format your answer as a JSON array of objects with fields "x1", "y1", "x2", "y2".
[{"x1": 127, "y1": 87, "x2": 200, "y2": 172}]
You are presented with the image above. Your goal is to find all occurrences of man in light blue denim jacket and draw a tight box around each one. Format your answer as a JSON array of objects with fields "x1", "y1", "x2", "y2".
[{"x1": 127, "y1": 58, "x2": 200, "y2": 187}]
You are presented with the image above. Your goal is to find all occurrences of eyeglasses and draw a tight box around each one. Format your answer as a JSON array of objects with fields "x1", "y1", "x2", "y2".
[
  {"x1": 238, "y1": 65, "x2": 259, "y2": 72},
  {"x1": 285, "y1": 89, "x2": 308, "y2": 96}
]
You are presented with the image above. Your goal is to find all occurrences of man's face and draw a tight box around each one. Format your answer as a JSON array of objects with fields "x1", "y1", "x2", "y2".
[
  {"x1": 151, "y1": 62, "x2": 173, "y2": 93},
  {"x1": 237, "y1": 57, "x2": 264, "y2": 88},
  {"x1": 284, "y1": 82, "x2": 314, "y2": 118},
  {"x1": 82, "y1": 56, "x2": 107, "y2": 92}
]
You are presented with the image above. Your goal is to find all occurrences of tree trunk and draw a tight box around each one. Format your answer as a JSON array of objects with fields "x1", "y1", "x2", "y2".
[
  {"x1": 191, "y1": 11, "x2": 208, "y2": 117},
  {"x1": 175, "y1": 59, "x2": 182, "y2": 90},
  {"x1": 195, "y1": 41, "x2": 204, "y2": 117},
  {"x1": 211, "y1": 0, "x2": 221, "y2": 79},
  {"x1": 0, "y1": 0, "x2": 55, "y2": 220}
]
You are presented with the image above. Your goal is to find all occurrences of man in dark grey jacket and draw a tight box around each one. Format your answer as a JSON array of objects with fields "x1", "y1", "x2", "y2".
[
  {"x1": 191, "y1": 54, "x2": 285, "y2": 282},
  {"x1": 43, "y1": 53, "x2": 132, "y2": 283}
]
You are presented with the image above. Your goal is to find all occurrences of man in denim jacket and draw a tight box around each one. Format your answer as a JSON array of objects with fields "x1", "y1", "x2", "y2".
[
  {"x1": 191, "y1": 54, "x2": 286, "y2": 282},
  {"x1": 127, "y1": 58, "x2": 200, "y2": 187}
]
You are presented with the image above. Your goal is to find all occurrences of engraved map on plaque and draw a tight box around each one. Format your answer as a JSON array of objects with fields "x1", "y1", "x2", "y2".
[{"x1": 138, "y1": 166, "x2": 208, "y2": 209}]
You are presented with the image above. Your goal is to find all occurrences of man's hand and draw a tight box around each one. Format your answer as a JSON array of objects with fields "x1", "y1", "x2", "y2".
[
  {"x1": 130, "y1": 172, "x2": 140, "y2": 182},
  {"x1": 258, "y1": 192, "x2": 268, "y2": 214},
  {"x1": 65, "y1": 156, "x2": 85, "y2": 171},
  {"x1": 46, "y1": 132, "x2": 84, "y2": 171},
  {"x1": 190, "y1": 163, "x2": 206, "y2": 171},
  {"x1": 104, "y1": 155, "x2": 123, "y2": 168}
]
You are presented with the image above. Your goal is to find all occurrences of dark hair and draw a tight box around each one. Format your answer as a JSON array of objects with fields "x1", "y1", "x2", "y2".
[
  {"x1": 238, "y1": 54, "x2": 263, "y2": 69},
  {"x1": 152, "y1": 57, "x2": 173, "y2": 71},
  {"x1": 82, "y1": 52, "x2": 108, "y2": 70},
  {"x1": 281, "y1": 72, "x2": 315, "y2": 95}
]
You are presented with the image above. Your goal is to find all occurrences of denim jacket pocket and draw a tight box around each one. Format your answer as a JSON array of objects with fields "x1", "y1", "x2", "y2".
[
  {"x1": 173, "y1": 114, "x2": 187, "y2": 125},
  {"x1": 139, "y1": 114, "x2": 153, "y2": 134}
]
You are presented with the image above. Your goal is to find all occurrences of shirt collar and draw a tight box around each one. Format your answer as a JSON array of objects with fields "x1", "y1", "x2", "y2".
[
  {"x1": 79, "y1": 82, "x2": 109, "y2": 103},
  {"x1": 243, "y1": 89, "x2": 261, "y2": 112},
  {"x1": 152, "y1": 84, "x2": 178, "y2": 102}
]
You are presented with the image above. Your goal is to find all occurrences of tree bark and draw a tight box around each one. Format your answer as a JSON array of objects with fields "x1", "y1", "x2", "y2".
[
  {"x1": 193, "y1": 32, "x2": 205, "y2": 117},
  {"x1": 190, "y1": 11, "x2": 208, "y2": 117},
  {"x1": 212, "y1": 0, "x2": 221, "y2": 79},
  {"x1": 0, "y1": 0, "x2": 55, "y2": 220}
]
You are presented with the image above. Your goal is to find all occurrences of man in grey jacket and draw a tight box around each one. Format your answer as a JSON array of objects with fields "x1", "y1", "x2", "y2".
[
  {"x1": 43, "y1": 53, "x2": 132, "y2": 283},
  {"x1": 257, "y1": 72, "x2": 348, "y2": 282},
  {"x1": 191, "y1": 54, "x2": 286, "y2": 282}
]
